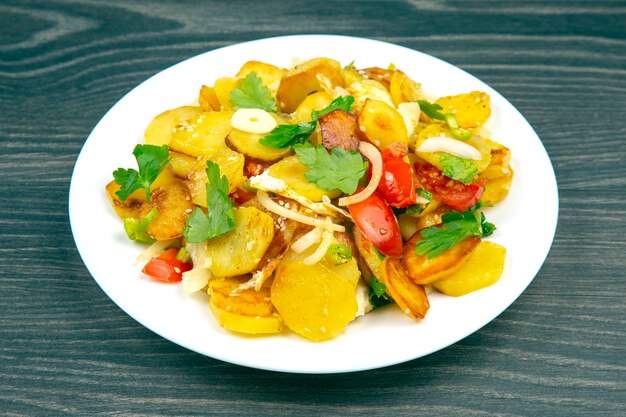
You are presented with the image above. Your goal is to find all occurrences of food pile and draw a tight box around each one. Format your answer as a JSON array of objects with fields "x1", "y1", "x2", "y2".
[{"x1": 106, "y1": 58, "x2": 513, "y2": 341}]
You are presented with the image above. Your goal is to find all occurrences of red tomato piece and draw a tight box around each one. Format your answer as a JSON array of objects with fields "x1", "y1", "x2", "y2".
[
  {"x1": 142, "y1": 248, "x2": 192, "y2": 283},
  {"x1": 375, "y1": 145, "x2": 417, "y2": 208},
  {"x1": 230, "y1": 187, "x2": 256, "y2": 204},
  {"x1": 244, "y1": 158, "x2": 270, "y2": 177},
  {"x1": 414, "y1": 162, "x2": 484, "y2": 211},
  {"x1": 347, "y1": 189, "x2": 403, "y2": 257}
]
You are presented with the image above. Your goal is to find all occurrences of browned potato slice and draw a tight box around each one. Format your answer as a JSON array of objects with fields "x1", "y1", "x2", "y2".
[
  {"x1": 277, "y1": 58, "x2": 345, "y2": 113},
  {"x1": 236, "y1": 61, "x2": 285, "y2": 97},
  {"x1": 402, "y1": 230, "x2": 480, "y2": 284},
  {"x1": 380, "y1": 257, "x2": 430, "y2": 319},
  {"x1": 213, "y1": 77, "x2": 239, "y2": 110},
  {"x1": 358, "y1": 99, "x2": 408, "y2": 149},
  {"x1": 199, "y1": 85, "x2": 221, "y2": 111},
  {"x1": 432, "y1": 241, "x2": 506, "y2": 296},
  {"x1": 389, "y1": 70, "x2": 424, "y2": 106},
  {"x1": 208, "y1": 298, "x2": 284, "y2": 335},
  {"x1": 319, "y1": 109, "x2": 361, "y2": 151},
  {"x1": 105, "y1": 168, "x2": 177, "y2": 218},
  {"x1": 435, "y1": 91, "x2": 491, "y2": 129},
  {"x1": 479, "y1": 140, "x2": 513, "y2": 204},
  {"x1": 209, "y1": 276, "x2": 276, "y2": 317},
  {"x1": 144, "y1": 106, "x2": 203, "y2": 146},
  {"x1": 361, "y1": 67, "x2": 393, "y2": 89},
  {"x1": 142, "y1": 182, "x2": 196, "y2": 241},
  {"x1": 185, "y1": 147, "x2": 245, "y2": 207},
  {"x1": 168, "y1": 111, "x2": 233, "y2": 157},
  {"x1": 353, "y1": 227, "x2": 384, "y2": 281}
]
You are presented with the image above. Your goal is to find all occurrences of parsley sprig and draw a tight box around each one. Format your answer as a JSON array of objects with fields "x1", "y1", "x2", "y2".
[
  {"x1": 230, "y1": 72, "x2": 277, "y2": 112},
  {"x1": 260, "y1": 96, "x2": 354, "y2": 148},
  {"x1": 369, "y1": 278, "x2": 393, "y2": 309},
  {"x1": 415, "y1": 205, "x2": 495, "y2": 259},
  {"x1": 418, "y1": 100, "x2": 472, "y2": 140},
  {"x1": 440, "y1": 153, "x2": 478, "y2": 184},
  {"x1": 183, "y1": 161, "x2": 236, "y2": 243},
  {"x1": 113, "y1": 144, "x2": 170, "y2": 203},
  {"x1": 293, "y1": 142, "x2": 367, "y2": 194}
]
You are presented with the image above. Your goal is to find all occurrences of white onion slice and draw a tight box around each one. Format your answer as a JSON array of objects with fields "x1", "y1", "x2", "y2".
[
  {"x1": 182, "y1": 267, "x2": 212, "y2": 294},
  {"x1": 338, "y1": 141, "x2": 383, "y2": 207},
  {"x1": 322, "y1": 195, "x2": 352, "y2": 220},
  {"x1": 303, "y1": 219, "x2": 335, "y2": 265},
  {"x1": 136, "y1": 238, "x2": 178, "y2": 264},
  {"x1": 291, "y1": 227, "x2": 323, "y2": 254},
  {"x1": 257, "y1": 190, "x2": 345, "y2": 232},
  {"x1": 417, "y1": 136, "x2": 482, "y2": 160}
]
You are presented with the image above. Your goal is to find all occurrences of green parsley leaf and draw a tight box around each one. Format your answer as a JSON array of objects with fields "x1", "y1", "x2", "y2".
[
  {"x1": 415, "y1": 206, "x2": 496, "y2": 259},
  {"x1": 440, "y1": 153, "x2": 478, "y2": 185},
  {"x1": 294, "y1": 143, "x2": 368, "y2": 194},
  {"x1": 259, "y1": 121, "x2": 316, "y2": 148},
  {"x1": 183, "y1": 161, "x2": 236, "y2": 243},
  {"x1": 344, "y1": 60, "x2": 356, "y2": 70},
  {"x1": 310, "y1": 95, "x2": 355, "y2": 121},
  {"x1": 369, "y1": 278, "x2": 393, "y2": 309},
  {"x1": 404, "y1": 188, "x2": 433, "y2": 216},
  {"x1": 229, "y1": 72, "x2": 277, "y2": 112},
  {"x1": 417, "y1": 100, "x2": 472, "y2": 140},
  {"x1": 260, "y1": 96, "x2": 355, "y2": 149},
  {"x1": 326, "y1": 243, "x2": 352, "y2": 265},
  {"x1": 113, "y1": 144, "x2": 170, "y2": 203}
]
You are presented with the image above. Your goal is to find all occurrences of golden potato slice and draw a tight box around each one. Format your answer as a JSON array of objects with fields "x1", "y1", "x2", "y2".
[
  {"x1": 271, "y1": 260, "x2": 358, "y2": 341},
  {"x1": 379, "y1": 257, "x2": 430, "y2": 319},
  {"x1": 389, "y1": 69, "x2": 424, "y2": 106},
  {"x1": 358, "y1": 99, "x2": 408, "y2": 149},
  {"x1": 213, "y1": 77, "x2": 239, "y2": 110},
  {"x1": 144, "y1": 106, "x2": 203, "y2": 146},
  {"x1": 478, "y1": 141, "x2": 514, "y2": 204},
  {"x1": 433, "y1": 241, "x2": 506, "y2": 296},
  {"x1": 293, "y1": 91, "x2": 334, "y2": 123},
  {"x1": 435, "y1": 91, "x2": 491, "y2": 129},
  {"x1": 353, "y1": 226, "x2": 384, "y2": 281},
  {"x1": 185, "y1": 148, "x2": 245, "y2": 207},
  {"x1": 277, "y1": 58, "x2": 345, "y2": 113},
  {"x1": 209, "y1": 276, "x2": 275, "y2": 317},
  {"x1": 347, "y1": 78, "x2": 393, "y2": 113},
  {"x1": 268, "y1": 155, "x2": 341, "y2": 202},
  {"x1": 208, "y1": 298, "x2": 284, "y2": 335},
  {"x1": 168, "y1": 111, "x2": 233, "y2": 157},
  {"x1": 402, "y1": 230, "x2": 480, "y2": 284},
  {"x1": 236, "y1": 61, "x2": 285, "y2": 97},
  {"x1": 361, "y1": 67, "x2": 393, "y2": 89},
  {"x1": 169, "y1": 151, "x2": 197, "y2": 178},
  {"x1": 199, "y1": 85, "x2": 221, "y2": 111},
  {"x1": 225, "y1": 117, "x2": 292, "y2": 162},
  {"x1": 142, "y1": 182, "x2": 196, "y2": 241},
  {"x1": 204, "y1": 207, "x2": 274, "y2": 276}
]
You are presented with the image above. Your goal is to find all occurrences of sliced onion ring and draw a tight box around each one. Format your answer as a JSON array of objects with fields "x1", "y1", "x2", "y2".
[
  {"x1": 291, "y1": 227, "x2": 323, "y2": 254},
  {"x1": 303, "y1": 218, "x2": 335, "y2": 265},
  {"x1": 257, "y1": 190, "x2": 345, "y2": 232},
  {"x1": 417, "y1": 136, "x2": 482, "y2": 160},
  {"x1": 338, "y1": 141, "x2": 383, "y2": 207}
]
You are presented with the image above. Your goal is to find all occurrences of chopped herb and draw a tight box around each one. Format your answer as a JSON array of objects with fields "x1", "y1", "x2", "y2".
[
  {"x1": 183, "y1": 161, "x2": 236, "y2": 243},
  {"x1": 417, "y1": 99, "x2": 473, "y2": 140},
  {"x1": 344, "y1": 60, "x2": 356, "y2": 70},
  {"x1": 294, "y1": 142, "x2": 368, "y2": 194},
  {"x1": 260, "y1": 96, "x2": 354, "y2": 148},
  {"x1": 404, "y1": 188, "x2": 432, "y2": 215},
  {"x1": 440, "y1": 153, "x2": 478, "y2": 184},
  {"x1": 326, "y1": 243, "x2": 352, "y2": 265},
  {"x1": 113, "y1": 144, "x2": 170, "y2": 203},
  {"x1": 414, "y1": 205, "x2": 496, "y2": 259},
  {"x1": 229, "y1": 72, "x2": 277, "y2": 112},
  {"x1": 123, "y1": 208, "x2": 158, "y2": 243},
  {"x1": 176, "y1": 247, "x2": 190, "y2": 263},
  {"x1": 369, "y1": 278, "x2": 393, "y2": 308}
]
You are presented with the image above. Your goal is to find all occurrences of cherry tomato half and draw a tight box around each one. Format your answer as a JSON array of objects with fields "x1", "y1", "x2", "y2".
[
  {"x1": 142, "y1": 248, "x2": 192, "y2": 283},
  {"x1": 375, "y1": 145, "x2": 417, "y2": 208},
  {"x1": 347, "y1": 189, "x2": 403, "y2": 257},
  {"x1": 414, "y1": 162, "x2": 484, "y2": 211}
]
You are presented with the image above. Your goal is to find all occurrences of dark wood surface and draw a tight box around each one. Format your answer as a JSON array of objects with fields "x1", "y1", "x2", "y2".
[{"x1": 1, "y1": 1, "x2": 625, "y2": 415}]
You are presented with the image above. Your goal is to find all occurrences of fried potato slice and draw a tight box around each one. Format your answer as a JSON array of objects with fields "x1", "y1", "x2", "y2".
[
  {"x1": 185, "y1": 147, "x2": 245, "y2": 207},
  {"x1": 435, "y1": 91, "x2": 491, "y2": 129},
  {"x1": 236, "y1": 61, "x2": 285, "y2": 98},
  {"x1": 199, "y1": 85, "x2": 221, "y2": 111},
  {"x1": 358, "y1": 98, "x2": 408, "y2": 150},
  {"x1": 143, "y1": 182, "x2": 196, "y2": 241},
  {"x1": 389, "y1": 69, "x2": 424, "y2": 106},
  {"x1": 318, "y1": 109, "x2": 361, "y2": 152},
  {"x1": 380, "y1": 257, "x2": 430, "y2": 319},
  {"x1": 168, "y1": 111, "x2": 233, "y2": 157},
  {"x1": 144, "y1": 106, "x2": 203, "y2": 146},
  {"x1": 479, "y1": 140, "x2": 514, "y2": 205},
  {"x1": 402, "y1": 230, "x2": 480, "y2": 284},
  {"x1": 208, "y1": 299, "x2": 284, "y2": 335},
  {"x1": 209, "y1": 276, "x2": 275, "y2": 317}
]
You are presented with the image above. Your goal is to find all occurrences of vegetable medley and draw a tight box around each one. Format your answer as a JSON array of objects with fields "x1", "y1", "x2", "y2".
[{"x1": 106, "y1": 57, "x2": 514, "y2": 341}]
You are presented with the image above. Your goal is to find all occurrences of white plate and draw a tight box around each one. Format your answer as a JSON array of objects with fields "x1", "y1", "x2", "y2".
[{"x1": 69, "y1": 35, "x2": 558, "y2": 374}]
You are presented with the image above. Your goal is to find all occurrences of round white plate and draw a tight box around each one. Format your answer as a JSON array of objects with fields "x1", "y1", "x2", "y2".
[{"x1": 69, "y1": 35, "x2": 558, "y2": 374}]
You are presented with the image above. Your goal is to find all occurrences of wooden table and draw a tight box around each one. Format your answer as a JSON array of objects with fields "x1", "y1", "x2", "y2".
[{"x1": 2, "y1": 1, "x2": 624, "y2": 415}]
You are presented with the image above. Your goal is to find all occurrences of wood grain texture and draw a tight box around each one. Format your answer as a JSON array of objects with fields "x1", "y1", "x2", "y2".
[{"x1": 1, "y1": 0, "x2": 625, "y2": 416}]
